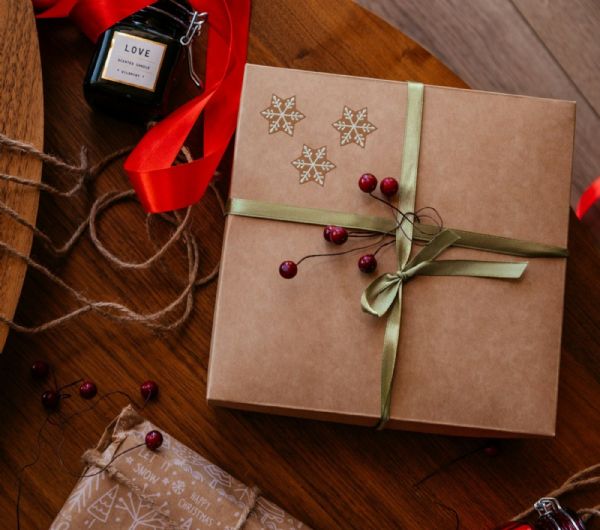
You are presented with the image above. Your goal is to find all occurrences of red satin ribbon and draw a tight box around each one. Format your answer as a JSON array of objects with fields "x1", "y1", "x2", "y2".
[
  {"x1": 576, "y1": 176, "x2": 600, "y2": 220},
  {"x1": 34, "y1": 0, "x2": 251, "y2": 212}
]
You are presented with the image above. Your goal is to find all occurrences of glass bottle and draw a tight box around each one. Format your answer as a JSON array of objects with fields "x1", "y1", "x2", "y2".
[{"x1": 83, "y1": 0, "x2": 205, "y2": 122}]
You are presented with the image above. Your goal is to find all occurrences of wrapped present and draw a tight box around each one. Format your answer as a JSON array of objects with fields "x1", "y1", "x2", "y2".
[
  {"x1": 207, "y1": 64, "x2": 574, "y2": 437},
  {"x1": 50, "y1": 406, "x2": 308, "y2": 529}
]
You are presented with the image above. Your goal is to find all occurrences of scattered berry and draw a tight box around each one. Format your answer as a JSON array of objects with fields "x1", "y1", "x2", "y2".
[
  {"x1": 380, "y1": 177, "x2": 399, "y2": 197},
  {"x1": 484, "y1": 444, "x2": 499, "y2": 457},
  {"x1": 145, "y1": 430, "x2": 163, "y2": 451},
  {"x1": 358, "y1": 254, "x2": 378, "y2": 273},
  {"x1": 79, "y1": 380, "x2": 97, "y2": 400},
  {"x1": 41, "y1": 390, "x2": 60, "y2": 410},
  {"x1": 31, "y1": 360, "x2": 49, "y2": 380},
  {"x1": 329, "y1": 226, "x2": 348, "y2": 245},
  {"x1": 140, "y1": 380, "x2": 159, "y2": 401},
  {"x1": 279, "y1": 260, "x2": 298, "y2": 279},
  {"x1": 358, "y1": 173, "x2": 377, "y2": 193}
]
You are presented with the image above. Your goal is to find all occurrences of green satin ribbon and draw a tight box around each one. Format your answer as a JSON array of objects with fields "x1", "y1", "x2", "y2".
[
  {"x1": 361, "y1": 229, "x2": 527, "y2": 427},
  {"x1": 225, "y1": 81, "x2": 567, "y2": 429},
  {"x1": 226, "y1": 198, "x2": 568, "y2": 258}
]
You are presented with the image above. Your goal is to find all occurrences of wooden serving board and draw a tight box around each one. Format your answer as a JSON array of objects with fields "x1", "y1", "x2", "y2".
[{"x1": 0, "y1": 1, "x2": 44, "y2": 351}]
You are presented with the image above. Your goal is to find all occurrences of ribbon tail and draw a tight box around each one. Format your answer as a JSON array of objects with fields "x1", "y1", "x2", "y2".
[
  {"x1": 376, "y1": 292, "x2": 402, "y2": 430},
  {"x1": 417, "y1": 260, "x2": 528, "y2": 279}
]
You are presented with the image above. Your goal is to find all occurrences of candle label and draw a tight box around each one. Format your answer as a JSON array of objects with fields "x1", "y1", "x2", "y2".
[{"x1": 101, "y1": 32, "x2": 167, "y2": 92}]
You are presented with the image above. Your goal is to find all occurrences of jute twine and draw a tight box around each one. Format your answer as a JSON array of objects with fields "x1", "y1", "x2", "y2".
[
  {"x1": 512, "y1": 463, "x2": 600, "y2": 523},
  {"x1": 0, "y1": 131, "x2": 223, "y2": 333}
]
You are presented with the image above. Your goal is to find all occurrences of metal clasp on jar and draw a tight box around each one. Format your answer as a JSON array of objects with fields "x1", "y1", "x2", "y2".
[{"x1": 180, "y1": 10, "x2": 208, "y2": 89}]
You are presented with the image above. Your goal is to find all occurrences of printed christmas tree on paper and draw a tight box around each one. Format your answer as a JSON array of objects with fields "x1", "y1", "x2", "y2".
[
  {"x1": 66, "y1": 472, "x2": 102, "y2": 515},
  {"x1": 116, "y1": 491, "x2": 168, "y2": 530},
  {"x1": 86, "y1": 484, "x2": 119, "y2": 526},
  {"x1": 180, "y1": 518, "x2": 193, "y2": 530}
]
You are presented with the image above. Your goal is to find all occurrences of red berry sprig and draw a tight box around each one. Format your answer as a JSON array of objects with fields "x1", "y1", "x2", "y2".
[
  {"x1": 140, "y1": 380, "x2": 159, "y2": 401},
  {"x1": 41, "y1": 390, "x2": 60, "y2": 410},
  {"x1": 380, "y1": 177, "x2": 399, "y2": 197},
  {"x1": 358, "y1": 173, "x2": 378, "y2": 193},
  {"x1": 358, "y1": 254, "x2": 378, "y2": 273},
  {"x1": 79, "y1": 380, "x2": 98, "y2": 400},
  {"x1": 279, "y1": 260, "x2": 297, "y2": 279},
  {"x1": 31, "y1": 360, "x2": 50, "y2": 380},
  {"x1": 329, "y1": 226, "x2": 348, "y2": 245},
  {"x1": 145, "y1": 430, "x2": 163, "y2": 451},
  {"x1": 278, "y1": 173, "x2": 441, "y2": 278}
]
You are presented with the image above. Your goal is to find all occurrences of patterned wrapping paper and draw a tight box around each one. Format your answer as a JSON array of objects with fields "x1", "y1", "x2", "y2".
[{"x1": 50, "y1": 406, "x2": 308, "y2": 530}]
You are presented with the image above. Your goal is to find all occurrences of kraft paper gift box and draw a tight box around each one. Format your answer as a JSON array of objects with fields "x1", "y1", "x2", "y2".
[
  {"x1": 207, "y1": 64, "x2": 575, "y2": 437},
  {"x1": 50, "y1": 406, "x2": 308, "y2": 530}
]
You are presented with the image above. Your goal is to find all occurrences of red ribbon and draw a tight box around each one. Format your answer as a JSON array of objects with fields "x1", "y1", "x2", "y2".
[
  {"x1": 576, "y1": 176, "x2": 600, "y2": 220},
  {"x1": 34, "y1": 0, "x2": 251, "y2": 213}
]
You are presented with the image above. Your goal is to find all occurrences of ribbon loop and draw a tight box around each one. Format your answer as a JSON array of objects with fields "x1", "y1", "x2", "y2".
[
  {"x1": 361, "y1": 274, "x2": 401, "y2": 317},
  {"x1": 361, "y1": 229, "x2": 528, "y2": 321}
]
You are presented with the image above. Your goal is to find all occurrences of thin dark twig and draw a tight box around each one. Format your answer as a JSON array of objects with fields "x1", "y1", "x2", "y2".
[
  {"x1": 413, "y1": 445, "x2": 486, "y2": 489},
  {"x1": 57, "y1": 378, "x2": 83, "y2": 393},
  {"x1": 296, "y1": 235, "x2": 388, "y2": 265},
  {"x1": 368, "y1": 192, "x2": 421, "y2": 230},
  {"x1": 433, "y1": 500, "x2": 461, "y2": 530},
  {"x1": 63, "y1": 444, "x2": 146, "y2": 479},
  {"x1": 16, "y1": 416, "x2": 50, "y2": 530},
  {"x1": 374, "y1": 239, "x2": 396, "y2": 256}
]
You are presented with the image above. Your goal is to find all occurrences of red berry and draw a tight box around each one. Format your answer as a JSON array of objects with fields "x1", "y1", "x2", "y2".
[
  {"x1": 145, "y1": 430, "x2": 163, "y2": 451},
  {"x1": 358, "y1": 173, "x2": 377, "y2": 193},
  {"x1": 279, "y1": 260, "x2": 297, "y2": 279},
  {"x1": 323, "y1": 225, "x2": 335, "y2": 242},
  {"x1": 41, "y1": 390, "x2": 60, "y2": 410},
  {"x1": 484, "y1": 444, "x2": 499, "y2": 457},
  {"x1": 79, "y1": 380, "x2": 97, "y2": 400},
  {"x1": 329, "y1": 226, "x2": 348, "y2": 245},
  {"x1": 358, "y1": 254, "x2": 378, "y2": 273},
  {"x1": 140, "y1": 380, "x2": 159, "y2": 401},
  {"x1": 380, "y1": 177, "x2": 399, "y2": 197},
  {"x1": 31, "y1": 360, "x2": 49, "y2": 380}
]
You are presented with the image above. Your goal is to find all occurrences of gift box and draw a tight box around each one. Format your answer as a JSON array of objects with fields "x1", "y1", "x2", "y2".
[
  {"x1": 207, "y1": 64, "x2": 574, "y2": 437},
  {"x1": 50, "y1": 406, "x2": 308, "y2": 529}
]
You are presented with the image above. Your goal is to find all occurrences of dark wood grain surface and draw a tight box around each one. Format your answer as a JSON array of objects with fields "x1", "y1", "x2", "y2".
[{"x1": 1, "y1": 1, "x2": 599, "y2": 529}]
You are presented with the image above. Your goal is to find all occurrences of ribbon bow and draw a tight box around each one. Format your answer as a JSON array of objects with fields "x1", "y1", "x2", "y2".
[
  {"x1": 360, "y1": 228, "x2": 528, "y2": 428},
  {"x1": 361, "y1": 229, "x2": 528, "y2": 318}
]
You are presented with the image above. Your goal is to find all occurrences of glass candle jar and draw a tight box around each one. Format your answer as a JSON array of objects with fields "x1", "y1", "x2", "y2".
[{"x1": 84, "y1": 0, "x2": 205, "y2": 122}]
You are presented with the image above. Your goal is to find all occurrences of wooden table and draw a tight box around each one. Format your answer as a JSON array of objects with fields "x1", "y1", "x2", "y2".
[{"x1": 1, "y1": 1, "x2": 599, "y2": 529}]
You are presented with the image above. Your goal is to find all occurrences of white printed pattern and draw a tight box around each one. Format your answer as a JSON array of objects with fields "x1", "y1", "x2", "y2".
[
  {"x1": 52, "y1": 420, "x2": 307, "y2": 530},
  {"x1": 260, "y1": 95, "x2": 305, "y2": 136},
  {"x1": 332, "y1": 106, "x2": 377, "y2": 147},
  {"x1": 291, "y1": 145, "x2": 336, "y2": 186}
]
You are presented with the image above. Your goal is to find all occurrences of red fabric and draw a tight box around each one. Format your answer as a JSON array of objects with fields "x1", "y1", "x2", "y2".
[
  {"x1": 33, "y1": 0, "x2": 251, "y2": 212},
  {"x1": 576, "y1": 176, "x2": 600, "y2": 220}
]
